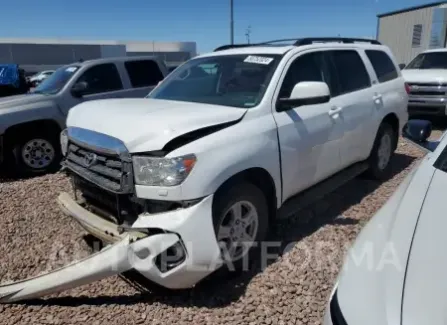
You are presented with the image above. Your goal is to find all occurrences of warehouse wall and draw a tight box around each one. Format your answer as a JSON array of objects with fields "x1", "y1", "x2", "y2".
[
  {"x1": 0, "y1": 39, "x2": 196, "y2": 74},
  {"x1": 0, "y1": 44, "x2": 104, "y2": 65},
  {"x1": 378, "y1": 6, "x2": 435, "y2": 64},
  {"x1": 126, "y1": 51, "x2": 191, "y2": 62}
]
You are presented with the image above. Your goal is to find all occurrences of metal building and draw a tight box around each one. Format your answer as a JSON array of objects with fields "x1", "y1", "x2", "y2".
[
  {"x1": 0, "y1": 38, "x2": 197, "y2": 74},
  {"x1": 377, "y1": 1, "x2": 447, "y2": 65}
]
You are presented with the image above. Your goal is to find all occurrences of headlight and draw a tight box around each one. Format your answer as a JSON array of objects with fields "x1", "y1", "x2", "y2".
[
  {"x1": 132, "y1": 154, "x2": 196, "y2": 186},
  {"x1": 60, "y1": 129, "x2": 68, "y2": 156}
]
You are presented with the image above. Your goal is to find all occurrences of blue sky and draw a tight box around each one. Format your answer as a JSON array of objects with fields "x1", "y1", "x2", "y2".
[{"x1": 0, "y1": 0, "x2": 439, "y2": 53}]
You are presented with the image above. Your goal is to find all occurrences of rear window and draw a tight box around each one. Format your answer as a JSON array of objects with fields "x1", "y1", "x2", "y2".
[
  {"x1": 365, "y1": 50, "x2": 398, "y2": 83},
  {"x1": 124, "y1": 60, "x2": 164, "y2": 87}
]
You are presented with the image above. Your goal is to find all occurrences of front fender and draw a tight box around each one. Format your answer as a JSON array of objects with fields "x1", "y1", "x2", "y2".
[
  {"x1": 176, "y1": 114, "x2": 281, "y2": 205},
  {"x1": 133, "y1": 114, "x2": 282, "y2": 205},
  {"x1": 0, "y1": 100, "x2": 64, "y2": 135}
]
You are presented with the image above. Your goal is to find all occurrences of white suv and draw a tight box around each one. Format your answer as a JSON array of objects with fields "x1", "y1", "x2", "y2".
[{"x1": 0, "y1": 37, "x2": 408, "y2": 303}]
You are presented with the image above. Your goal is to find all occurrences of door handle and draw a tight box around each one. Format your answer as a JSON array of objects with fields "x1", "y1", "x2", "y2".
[
  {"x1": 328, "y1": 106, "x2": 342, "y2": 117},
  {"x1": 373, "y1": 94, "x2": 383, "y2": 104}
]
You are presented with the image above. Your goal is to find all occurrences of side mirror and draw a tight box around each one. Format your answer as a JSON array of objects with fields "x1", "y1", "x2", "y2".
[
  {"x1": 71, "y1": 81, "x2": 88, "y2": 97},
  {"x1": 399, "y1": 63, "x2": 406, "y2": 70},
  {"x1": 277, "y1": 81, "x2": 330, "y2": 112},
  {"x1": 403, "y1": 119, "x2": 438, "y2": 152}
]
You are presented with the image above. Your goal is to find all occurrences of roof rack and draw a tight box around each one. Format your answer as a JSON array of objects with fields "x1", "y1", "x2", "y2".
[
  {"x1": 213, "y1": 44, "x2": 261, "y2": 51},
  {"x1": 294, "y1": 37, "x2": 381, "y2": 45},
  {"x1": 213, "y1": 37, "x2": 381, "y2": 51}
]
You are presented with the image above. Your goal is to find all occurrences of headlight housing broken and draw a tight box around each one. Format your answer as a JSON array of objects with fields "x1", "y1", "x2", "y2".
[{"x1": 132, "y1": 154, "x2": 196, "y2": 187}]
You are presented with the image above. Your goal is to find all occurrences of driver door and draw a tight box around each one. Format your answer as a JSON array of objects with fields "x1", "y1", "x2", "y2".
[
  {"x1": 59, "y1": 63, "x2": 125, "y2": 116},
  {"x1": 272, "y1": 50, "x2": 345, "y2": 201}
]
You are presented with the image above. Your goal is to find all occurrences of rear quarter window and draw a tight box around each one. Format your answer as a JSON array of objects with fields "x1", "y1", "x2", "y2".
[
  {"x1": 124, "y1": 60, "x2": 164, "y2": 88},
  {"x1": 365, "y1": 50, "x2": 398, "y2": 83}
]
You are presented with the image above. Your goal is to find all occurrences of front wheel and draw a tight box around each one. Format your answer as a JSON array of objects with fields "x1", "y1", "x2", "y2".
[
  {"x1": 11, "y1": 132, "x2": 61, "y2": 176},
  {"x1": 212, "y1": 182, "x2": 269, "y2": 272}
]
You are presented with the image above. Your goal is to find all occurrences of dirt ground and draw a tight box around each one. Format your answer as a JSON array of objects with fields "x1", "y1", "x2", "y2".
[{"x1": 0, "y1": 131, "x2": 442, "y2": 325}]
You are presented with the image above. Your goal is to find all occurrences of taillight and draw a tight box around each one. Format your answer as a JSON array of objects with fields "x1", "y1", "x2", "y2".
[{"x1": 405, "y1": 83, "x2": 410, "y2": 94}]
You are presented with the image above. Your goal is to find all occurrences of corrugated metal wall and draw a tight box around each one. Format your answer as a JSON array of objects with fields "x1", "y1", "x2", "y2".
[{"x1": 378, "y1": 6, "x2": 435, "y2": 64}]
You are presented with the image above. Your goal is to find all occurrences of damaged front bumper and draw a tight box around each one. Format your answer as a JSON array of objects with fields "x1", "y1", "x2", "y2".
[{"x1": 0, "y1": 192, "x2": 222, "y2": 303}]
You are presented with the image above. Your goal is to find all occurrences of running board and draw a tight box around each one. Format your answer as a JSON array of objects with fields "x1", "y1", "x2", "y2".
[
  {"x1": 0, "y1": 236, "x2": 133, "y2": 303},
  {"x1": 278, "y1": 162, "x2": 369, "y2": 219}
]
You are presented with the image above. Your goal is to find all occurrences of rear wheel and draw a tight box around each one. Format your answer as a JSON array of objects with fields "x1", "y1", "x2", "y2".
[{"x1": 365, "y1": 122, "x2": 396, "y2": 180}]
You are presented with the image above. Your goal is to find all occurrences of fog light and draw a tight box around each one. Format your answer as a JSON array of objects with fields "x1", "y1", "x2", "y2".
[{"x1": 155, "y1": 241, "x2": 186, "y2": 273}]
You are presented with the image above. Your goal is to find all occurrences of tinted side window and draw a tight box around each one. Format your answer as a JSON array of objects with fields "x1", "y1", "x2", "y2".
[
  {"x1": 330, "y1": 50, "x2": 371, "y2": 96},
  {"x1": 279, "y1": 52, "x2": 330, "y2": 99},
  {"x1": 124, "y1": 60, "x2": 164, "y2": 87},
  {"x1": 76, "y1": 63, "x2": 123, "y2": 95},
  {"x1": 365, "y1": 50, "x2": 398, "y2": 83}
]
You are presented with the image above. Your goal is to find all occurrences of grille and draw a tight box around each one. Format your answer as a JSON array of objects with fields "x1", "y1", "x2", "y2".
[
  {"x1": 409, "y1": 90, "x2": 445, "y2": 96},
  {"x1": 63, "y1": 142, "x2": 133, "y2": 194},
  {"x1": 72, "y1": 174, "x2": 141, "y2": 225},
  {"x1": 407, "y1": 82, "x2": 447, "y2": 87}
]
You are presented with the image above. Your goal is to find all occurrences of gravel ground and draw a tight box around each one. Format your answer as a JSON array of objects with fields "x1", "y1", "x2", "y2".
[{"x1": 0, "y1": 134, "x2": 440, "y2": 325}]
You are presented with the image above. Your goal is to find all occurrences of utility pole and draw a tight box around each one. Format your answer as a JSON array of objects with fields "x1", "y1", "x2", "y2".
[
  {"x1": 230, "y1": 0, "x2": 234, "y2": 44},
  {"x1": 245, "y1": 25, "x2": 251, "y2": 44}
]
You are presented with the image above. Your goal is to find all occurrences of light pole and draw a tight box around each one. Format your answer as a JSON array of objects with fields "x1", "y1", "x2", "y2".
[
  {"x1": 230, "y1": 0, "x2": 234, "y2": 44},
  {"x1": 245, "y1": 25, "x2": 251, "y2": 44}
]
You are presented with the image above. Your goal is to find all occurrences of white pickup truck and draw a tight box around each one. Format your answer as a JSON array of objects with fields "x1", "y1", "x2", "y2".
[
  {"x1": 0, "y1": 37, "x2": 408, "y2": 303},
  {"x1": 402, "y1": 48, "x2": 447, "y2": 117}
]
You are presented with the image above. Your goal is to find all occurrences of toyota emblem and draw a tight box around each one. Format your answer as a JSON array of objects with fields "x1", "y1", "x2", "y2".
[{"x1": 84, "y1": 153, "x2": 98, "y2": 167}]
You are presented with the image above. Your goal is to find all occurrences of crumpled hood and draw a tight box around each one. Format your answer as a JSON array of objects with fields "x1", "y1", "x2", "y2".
[
  {"x1": 402, "y1": 69, "x2": 447, "y2": 83},
  {"x1": 335, "y1": 157, "x2": 436, "y2": 325},
  {"x1": 67, "y1": 98, "x2": 247, "y2": 153},
  {"x1": 401, "y1": 169, "x2": 447, "y2": 325},
  {"x1": 0, "y1": 93, "x2": 49, "y2": 110}
]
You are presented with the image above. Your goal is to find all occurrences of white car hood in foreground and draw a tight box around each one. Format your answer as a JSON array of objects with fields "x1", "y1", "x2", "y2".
[
  {"x1": 402, "y1": 69, "x2": 447, "y2": 83},
  {"x1": 335, "y1": 155, "x2": 437, "y2": 325},
  {"x1": 401, "y1": 168, "x2": 447, "y2": 325},
  {"x1": 67, "y1": 98, "x2": 247, "y2": 153}
]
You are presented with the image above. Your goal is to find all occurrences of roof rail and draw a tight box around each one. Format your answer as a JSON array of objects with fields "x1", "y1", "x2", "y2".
[
  {"x1": 294, "y1": 37, "x2": 381, "y2": 45},
  {"x1": 213, "y1": 44, "x2": 260, "y2": 52},
  {"x1": 213, "y1": 37, "x2": 381, "y2": 52}
]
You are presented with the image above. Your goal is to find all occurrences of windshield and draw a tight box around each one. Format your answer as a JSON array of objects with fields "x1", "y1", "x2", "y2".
[
  {"x1": 406, "y1": 52, "x2": 447, "y2": 69},
  {"x1": 33, "y1": 65, "x2": 79, "y2": 94},
  {"x1": 148, "y1": 54, "x2": 281, "y2": 108}
]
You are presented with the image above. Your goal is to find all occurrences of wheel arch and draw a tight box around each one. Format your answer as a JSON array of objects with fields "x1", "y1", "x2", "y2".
[
  {"x1": 213, "y1": 167, "x2": 278, "y2": 224},
  {"x1": 381, "y1": 113, "x2": 399, "y2": 150},
  {"x1": 4, "y1": 119, "x2": 62, "y2": 145}
]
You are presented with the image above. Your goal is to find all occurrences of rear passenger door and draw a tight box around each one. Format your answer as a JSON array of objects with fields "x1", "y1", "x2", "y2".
[
  {"x1": 124, "y1": 60, "x2": 165, "y2": 97},
  {"x1": 364, "y1": 49, "x2": 403, "y2": 151},
  {"x1": 327, "y1": 49, "x2": 376, "y2": 168}
]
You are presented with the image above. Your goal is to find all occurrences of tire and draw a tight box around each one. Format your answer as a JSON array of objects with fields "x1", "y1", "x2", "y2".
[
  {"x1": 10, "y1": 131, "x2": 62, "y2": 176},
  {"x1": 212, "y1": 182, "x2": 269, "y2": 273},
  {"x1": 365, "y1": 122, "x2": 396, "y2": 180}
]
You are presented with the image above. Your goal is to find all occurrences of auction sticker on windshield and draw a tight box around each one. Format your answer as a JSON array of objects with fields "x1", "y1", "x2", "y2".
[
  {"x1": 244, "y1": 55, "x2": 274, "y2": 65},
  {"x1": 65, "y1": 67, "x2": 78, "y2": 73}
]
